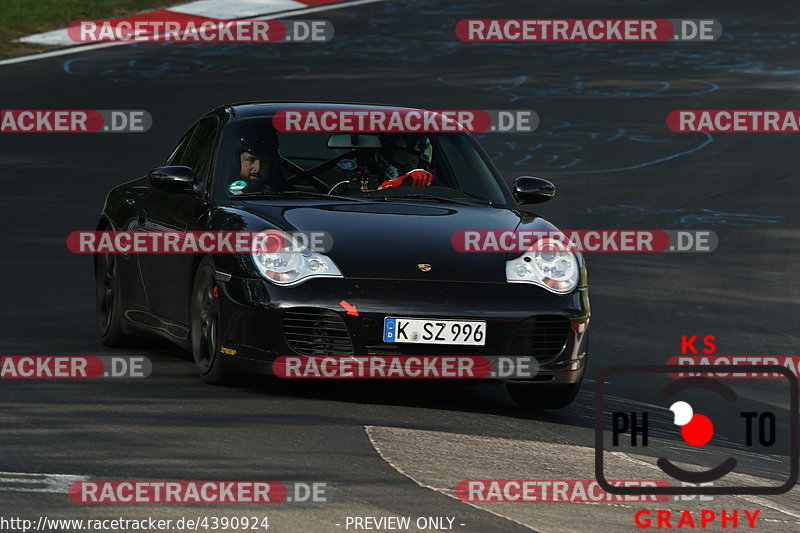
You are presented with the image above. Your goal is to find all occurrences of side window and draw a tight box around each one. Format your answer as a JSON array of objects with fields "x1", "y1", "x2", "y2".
[
  {"x1": 165, "y1": 128, "x2": 194, "y2": 166},
  {"x1": 180, "y1": 117, "x2": 219, "y2": 183}
]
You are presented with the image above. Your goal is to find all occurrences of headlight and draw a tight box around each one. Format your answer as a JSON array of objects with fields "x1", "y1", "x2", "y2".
[
  {"x1": 505, "y1": 237, "x2": 579, "y2": 294},
  {"x1": 251, "y1": 230, "x2": 342, "y2": 286}
]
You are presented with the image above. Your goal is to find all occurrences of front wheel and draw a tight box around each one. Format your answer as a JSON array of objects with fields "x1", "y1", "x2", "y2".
[
  {"x1": 191, "y1": 257, "x2": 229, "y2": 384},
  {"x1": 507, "y1": 382, "x2": 581, "y2": 409}
]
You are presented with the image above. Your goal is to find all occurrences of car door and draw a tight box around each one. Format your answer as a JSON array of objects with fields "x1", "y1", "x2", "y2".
[{"x1": 137, "y1": 116, "x2": 219, "y2": 328}]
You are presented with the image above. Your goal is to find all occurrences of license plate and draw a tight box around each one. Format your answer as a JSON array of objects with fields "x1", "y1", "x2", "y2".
[{"x1": 383, "y1": 317, "x2": 486, "y2": 346}]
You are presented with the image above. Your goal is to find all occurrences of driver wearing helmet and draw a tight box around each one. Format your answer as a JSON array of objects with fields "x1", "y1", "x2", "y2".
[
  {"x1": 228, "y1": 128, "x2": 288, "y2": 195},
  {"x1": 371, "y1": 133, "x2": 435, "y2": 190}
]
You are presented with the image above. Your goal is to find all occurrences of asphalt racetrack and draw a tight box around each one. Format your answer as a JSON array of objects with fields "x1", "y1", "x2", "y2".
[{"x1": 1, "y1": 0, "x2": 799, "y2": 531}]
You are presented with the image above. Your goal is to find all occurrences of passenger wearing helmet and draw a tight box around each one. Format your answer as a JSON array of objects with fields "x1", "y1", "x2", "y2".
[
  {"x1": 228, "y1": 128, "x2": 288, "y2": 195},
  {"x1": 372, "y1": 133, "x2": 435, "y2": 190}
]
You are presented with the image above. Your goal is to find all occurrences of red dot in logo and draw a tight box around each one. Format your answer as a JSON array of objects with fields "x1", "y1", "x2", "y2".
[{"x1": 681, "y1": 414, "x2": 714, "y2": 446}]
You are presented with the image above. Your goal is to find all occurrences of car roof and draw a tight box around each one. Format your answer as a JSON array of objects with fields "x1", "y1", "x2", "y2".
[{"x1": 217, "y1": 102, "x2": 428, "y2": 120}]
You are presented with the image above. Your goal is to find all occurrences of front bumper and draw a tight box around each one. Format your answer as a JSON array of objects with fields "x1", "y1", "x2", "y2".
[{"x1": 216, "y1": 276, "x2": 590, "y2": 384}]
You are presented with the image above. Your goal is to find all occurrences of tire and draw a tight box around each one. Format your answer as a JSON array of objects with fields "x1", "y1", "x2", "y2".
[
  {"x1": 191, "y1": 257, "x2": 229, "y2": 384},
  {"x1": 95, "y1": 252, "x2": 132, "y2": 347},
  {"x1": 507, "y1": 382, "x2": 581, "y2": 409}
]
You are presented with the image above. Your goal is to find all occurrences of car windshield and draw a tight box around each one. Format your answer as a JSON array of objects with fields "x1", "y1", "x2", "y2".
[{"x1": 215, "y1": 117, "x2": 511, "y2": 207}]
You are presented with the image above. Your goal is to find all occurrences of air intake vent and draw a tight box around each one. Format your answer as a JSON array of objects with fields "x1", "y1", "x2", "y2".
[
  {"x1": 282, "y1": 308, "x2": 354, "y2": 356},
  {"x1": 504, "y1": 316, "x2": 570, "y2": 364}
]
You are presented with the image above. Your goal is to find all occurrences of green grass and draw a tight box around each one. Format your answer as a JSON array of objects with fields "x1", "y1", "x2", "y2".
[{"x1": 0, "y1": 0, "x2": 172, "y2": 58}]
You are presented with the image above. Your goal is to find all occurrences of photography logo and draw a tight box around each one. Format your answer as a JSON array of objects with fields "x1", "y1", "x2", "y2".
[{"x1": 595, "y1": 365, "x2": 798, "y2": 495}]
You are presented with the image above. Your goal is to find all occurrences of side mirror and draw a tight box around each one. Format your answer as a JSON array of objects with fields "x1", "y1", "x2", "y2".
[
  {"x1": 513, "y1": 176, "x2": 556, "y2": 205},
  {"x1": 148, "y1": 166, "x2": 195, "y2": 192}
]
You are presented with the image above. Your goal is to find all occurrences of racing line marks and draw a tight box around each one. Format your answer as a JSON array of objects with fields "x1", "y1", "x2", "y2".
[
  {"x1": 0, "y1": 471, "x2": 88, "y2": 493},
  {"x1": 366, "y1": 425, "x2": 800, "y2": 531},
  {"x1": 364, "y1": 426, "x2": 539, "y2": 532}
]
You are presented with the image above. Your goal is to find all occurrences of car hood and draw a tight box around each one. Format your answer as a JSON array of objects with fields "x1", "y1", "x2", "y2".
[{"x1": 238, "y1": 201, "x2": 556, "y2": 282}]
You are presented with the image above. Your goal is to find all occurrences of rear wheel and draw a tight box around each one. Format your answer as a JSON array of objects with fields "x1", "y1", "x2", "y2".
[
  {"x1": 191, "y1": 257, "x2": 229, "y2": 384},
  {"x1": 507, "y1": 382, "x2": 581, "y2": 409},
  {"x1": 95, "y1": 253, "x2": 132, "y2": 346}
]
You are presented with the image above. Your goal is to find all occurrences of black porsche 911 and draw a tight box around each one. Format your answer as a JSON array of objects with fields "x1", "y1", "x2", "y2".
[{"x1": 94, "y1": 102, "x2": 590, "y2": 409}]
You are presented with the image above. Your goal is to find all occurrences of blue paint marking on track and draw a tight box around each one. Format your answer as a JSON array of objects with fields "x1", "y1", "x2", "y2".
[
  {"x1": 481, "y1": 120, "x2": 714, "y2": 174},
  {"x1": 582, "y1": 204, "x2": 782, "y2": 227}
]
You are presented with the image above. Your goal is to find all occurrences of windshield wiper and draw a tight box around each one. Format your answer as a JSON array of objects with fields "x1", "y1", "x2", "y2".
[
  {"x1": 370, "y1": 193, "x2": 491, "y2": 207},
  {"x1": 232, "y1": 191, "x2": 368, "y2": 202}
]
